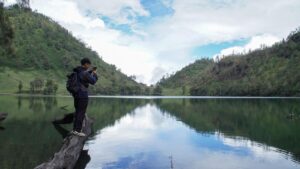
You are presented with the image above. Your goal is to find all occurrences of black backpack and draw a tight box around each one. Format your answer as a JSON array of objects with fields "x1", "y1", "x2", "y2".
[{"x1": 66, "y1": 71, "x2": 80, "y2": 95}]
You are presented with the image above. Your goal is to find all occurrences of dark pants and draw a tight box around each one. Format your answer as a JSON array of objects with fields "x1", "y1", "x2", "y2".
[{"x1": 73, "y1": 97, "x2": 89, "y2": 132}]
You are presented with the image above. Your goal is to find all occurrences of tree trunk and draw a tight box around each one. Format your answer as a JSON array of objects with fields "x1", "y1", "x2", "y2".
[{"x1": 34, "y1": 116, "x2": 93, "y2": 169}]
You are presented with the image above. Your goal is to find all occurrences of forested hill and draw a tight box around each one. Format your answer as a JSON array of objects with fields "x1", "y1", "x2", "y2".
[
  {"x1": 159, "y1": 29, "x2": 300, "y2": 96},
  {"x1": 0, "y1": 5, "x2": 147, "y2": 95}
]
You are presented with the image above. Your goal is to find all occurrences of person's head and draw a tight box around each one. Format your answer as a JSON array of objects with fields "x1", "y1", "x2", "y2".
[{"x1": 81, "y1": 58, "x2": 91, "y2": 69}]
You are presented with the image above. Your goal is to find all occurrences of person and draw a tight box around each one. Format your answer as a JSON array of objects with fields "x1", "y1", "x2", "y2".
[{"x1": 71, "y1": 58, "x2": 98, "y2": 137}]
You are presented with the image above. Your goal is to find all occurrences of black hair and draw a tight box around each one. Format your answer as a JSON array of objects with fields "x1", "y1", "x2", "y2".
[{"x1": 81, "y1": 58, "x2": 91, "y2": 65}]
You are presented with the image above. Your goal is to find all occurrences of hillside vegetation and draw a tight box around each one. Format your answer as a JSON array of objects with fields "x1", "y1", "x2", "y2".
[
  {"x1": 0, "y1": 5, "x2": 147, "y2": 95},
  {"x1": 159, "y1": 29, "x2": 300, "y2": 96}
]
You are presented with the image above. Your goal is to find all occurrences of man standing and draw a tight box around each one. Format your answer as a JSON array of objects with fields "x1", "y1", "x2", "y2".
[{"x1": 71, "y1": 58, "x2": 98, "y2": 137}]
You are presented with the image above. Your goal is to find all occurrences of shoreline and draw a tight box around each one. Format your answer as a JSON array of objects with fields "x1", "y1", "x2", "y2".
[{"x1": 0, "y1": 93, "x2": 300, "y2": 99}]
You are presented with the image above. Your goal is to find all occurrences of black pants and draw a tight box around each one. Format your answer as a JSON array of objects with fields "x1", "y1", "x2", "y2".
[{"x1": 73, "y1": 97, "x2": 89, "y2": 132}]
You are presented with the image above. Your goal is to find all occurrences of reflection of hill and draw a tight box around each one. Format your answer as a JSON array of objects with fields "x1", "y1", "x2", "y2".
[
  {"x1": 155, "y1": 99, "x2": 300, "y2": 162},
  {"x1": 0, "y1": 96, "x2": 146, "y2": 169}
]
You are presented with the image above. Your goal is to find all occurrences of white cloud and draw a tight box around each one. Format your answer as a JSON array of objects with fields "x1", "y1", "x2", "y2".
[
  {"x1": 28, "y1": 0, "x2": 157, "y2": 84},
  {"x1": 72, "y1": 0, "x2": 149, "y2": 24},
  {"x1": 32, "y1": 0, "x2": 105, "y2": 27},
  {"x1": 144, "y1": 0, "x2": 299, "y2": 53},
  {"x1": 3, "y1": 0, "x2": 17, "y2": 6},
  {"x1": 213, "y1": 34, "x2": 281, "y2": 60},
  {"x1": 151, "y1": 66, "x2": 167, "y2": 84},
  {"x1": 4, "y1": 0, "x2": 300, "y2": 84}
]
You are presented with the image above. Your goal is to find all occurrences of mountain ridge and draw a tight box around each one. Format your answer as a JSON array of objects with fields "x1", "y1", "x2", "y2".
[{"x1": 158, "y1": 29, "x2": 300, "y2": 96}]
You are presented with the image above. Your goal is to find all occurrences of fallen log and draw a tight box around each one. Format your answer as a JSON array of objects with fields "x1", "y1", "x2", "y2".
[
  {"x1": 35, "y1": 115, "x2": 93, "y2": 169},
  {"x1": 0, "y1": 113, "x2": 7, "y2": 121}
]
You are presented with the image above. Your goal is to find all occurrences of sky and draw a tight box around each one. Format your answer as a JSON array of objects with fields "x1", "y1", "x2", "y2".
[{"x1": 5, "y1": 0, "x2": 300, "y2": 85}]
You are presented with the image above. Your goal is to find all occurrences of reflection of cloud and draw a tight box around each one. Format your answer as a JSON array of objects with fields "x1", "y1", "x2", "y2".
[
  {"x1": 219, "y1": 133, "x2": 287, "y2": 161},
  {"x1": 84, "y1": 104, "x2": 178, "y2": 168},
  {"x1": 84, "y1": 104, "x2": 299, "y2": 169}
]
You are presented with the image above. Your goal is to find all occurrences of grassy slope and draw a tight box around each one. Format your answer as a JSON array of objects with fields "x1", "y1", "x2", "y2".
[
  {"x1": 0, "y1": 6, "x2": 146, "y2": 95},
  {"x1": 159, "y1": 59, "x2": 214, "y2": 95},
  {"x1": 159, "y1": 30, "x2": 300, "y2": 96}
]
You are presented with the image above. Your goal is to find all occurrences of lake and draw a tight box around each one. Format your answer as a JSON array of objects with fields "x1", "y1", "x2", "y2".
[{"x1": 0, "y1": 95, "x2": 300, "y2": 169}]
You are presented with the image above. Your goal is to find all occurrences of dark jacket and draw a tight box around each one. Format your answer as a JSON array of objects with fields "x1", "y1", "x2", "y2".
[{"x1": 73, "y1": 66, "x2": 98, "y2": 98}]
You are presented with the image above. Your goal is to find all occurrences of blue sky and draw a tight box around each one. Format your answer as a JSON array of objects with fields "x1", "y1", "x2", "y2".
[
  {"x1": 140, "y1": 0, "x2": 174, "y2": 18},
  {"x1": 6, "y1": 0, "x2": 300, "y2": 84},
  {"x1": 191, "y1": 39, "x2": 249, "y2": 59}
]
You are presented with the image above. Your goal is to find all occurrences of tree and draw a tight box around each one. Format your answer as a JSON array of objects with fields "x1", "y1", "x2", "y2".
[
  {"x1": 153, "y1": 85, "x2": 162, "y2": 96},
  {"x1": 129, "y1": 75, "x2": 137, "y2": 81},
  {"x1": 145, "y1": 87, "x2": 150, "y2": 95},
  {"x1": 17, "y1": 0, "x2": 30, "y2": 9},
  {"x1": 18, "y1": 81, "x2": 23, "y2": 93},
  {"x1": 44, "y1": 79, "x2": 58, "y2": 95},
  {"x1": 30, "y1": 81, "x2": 34, "y2": 93},
  {"x1": 29, "y1": 78, "x2": 44, "y2": 93},
  {"x1": 182, "y1": 86, "x2": 187, "y2": 95},
  {"x1": 0, "y1": 1, "x2": 14, "y2": 60}
]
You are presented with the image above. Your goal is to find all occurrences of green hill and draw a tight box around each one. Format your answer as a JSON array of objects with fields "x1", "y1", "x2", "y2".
[
  {"x1": 0, "y1": 5, "x2": 147, "y2": 95},
  {"x1": 159, "y1": 29, "x2": 300, "y2": 96}
]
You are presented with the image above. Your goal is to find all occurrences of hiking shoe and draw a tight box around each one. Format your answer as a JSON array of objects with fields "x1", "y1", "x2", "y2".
[{"x1": 71, "y1": 131, "x2": 86, "y2": 137}]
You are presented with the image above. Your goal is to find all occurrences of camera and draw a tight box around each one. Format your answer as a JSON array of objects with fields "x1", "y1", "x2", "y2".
[{"x1": 88, "y1": 67, "x2": 97, "y2": 73}]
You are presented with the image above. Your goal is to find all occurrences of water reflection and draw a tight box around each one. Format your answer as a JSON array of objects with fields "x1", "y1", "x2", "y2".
[
  {"x1": 155, "y1": 99, "x2": 300, "y2": 162},
  {"x1": 0, "y1": 96, "x2": 146, "y2": 169},
  {"x1": 74, "y1": 150, "x2": 91, "y2": 169},
  {"x1": 0, "y1": 96, "x2": 300, "y2": 169},
  {"x1": 84, "y1": 102, "x2": 300, "y2": 169}
]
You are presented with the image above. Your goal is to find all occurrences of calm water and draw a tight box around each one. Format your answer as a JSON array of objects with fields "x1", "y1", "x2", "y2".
[{"x1": 0, "y1": 96, "x2": 300, "y2": 169}]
